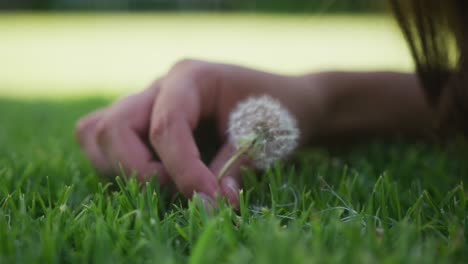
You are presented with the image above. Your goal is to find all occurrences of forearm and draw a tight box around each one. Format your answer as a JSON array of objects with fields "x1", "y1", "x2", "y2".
[
  {"x1": 209, "y1": 61, "x2": 434, "y2": 144},
  {"x1": 305, "y1": 72, "x2": 435, "y2": 143}
]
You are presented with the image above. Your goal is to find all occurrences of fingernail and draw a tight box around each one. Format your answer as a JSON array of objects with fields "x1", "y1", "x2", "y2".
[
  {"x1": 196, "y1": 192, "x2": 216, "y2": 213},
  {"x1": 222, "y1": 177, "x2": 239, "y2": 207}
]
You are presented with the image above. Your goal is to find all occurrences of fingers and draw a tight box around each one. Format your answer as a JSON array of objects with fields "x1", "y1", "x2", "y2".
[
  {"x1": 76, "y1": 84, "x2": 171, "y2": 187},
  {"x1": 150, "y1": 77, "x2": 222, "y2": 199},
  {"x1": 209, "y1": 142, "x2": 249, "y2": 207},
  {"x1": 150, "y1": 112, "x2": 221, "y2": 199},
  {"x1": 96, "y1": 122, "x2": 170, "y2": 185},
  {"x1": 75, "y1": 109, "x2": 111, "y2": 173}
]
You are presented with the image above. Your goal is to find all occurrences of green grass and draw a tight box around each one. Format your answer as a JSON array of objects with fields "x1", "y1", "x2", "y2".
[{"x1": 0, "y1": 97, "x2": 467, "y2": 263}]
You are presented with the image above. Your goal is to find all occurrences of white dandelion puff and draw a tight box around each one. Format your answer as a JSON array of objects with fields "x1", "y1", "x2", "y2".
[{"x1": 218, "y1": 95, "x2": 300, "y2": 180}]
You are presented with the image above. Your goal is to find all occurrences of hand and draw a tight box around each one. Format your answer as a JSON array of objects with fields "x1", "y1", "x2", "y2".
[{"x1": 76, "y1": 59, "x2": 318, "y2": 206}]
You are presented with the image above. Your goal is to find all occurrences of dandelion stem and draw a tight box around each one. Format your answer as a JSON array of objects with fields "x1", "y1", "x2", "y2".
[{"x1": 218, "y1": 139, "x2": 255, "y2": 180}]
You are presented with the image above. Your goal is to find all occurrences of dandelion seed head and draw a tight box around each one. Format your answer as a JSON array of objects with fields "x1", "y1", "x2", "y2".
[{"x1": 228, "y1": 95, "x2": 299, "y2": 169}]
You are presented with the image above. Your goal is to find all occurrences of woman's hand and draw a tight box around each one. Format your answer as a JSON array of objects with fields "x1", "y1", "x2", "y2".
[
  {"x1": 75, "y1": 58, "x2": 433, "y2": 207},
  {"x1": 75, "y1": 59, "x2": 321, "y2": 206}
]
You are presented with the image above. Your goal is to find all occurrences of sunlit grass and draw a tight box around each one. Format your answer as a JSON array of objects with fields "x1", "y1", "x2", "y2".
[
  {"x1": 0, "y1": 13, "x2": 412, "y2": 98},
  {"x1": 0, "y1": 98, "x2": 466, "y2": 263}
]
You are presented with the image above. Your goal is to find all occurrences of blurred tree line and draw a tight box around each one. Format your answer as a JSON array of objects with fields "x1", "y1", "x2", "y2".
[{"x1": 1, "y1": 0, "x2": 387, "y2": 12}]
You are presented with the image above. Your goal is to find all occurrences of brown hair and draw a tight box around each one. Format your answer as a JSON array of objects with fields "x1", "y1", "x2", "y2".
[{"x1": 389, "y1": 0, "x2": 468, "y2": 136}]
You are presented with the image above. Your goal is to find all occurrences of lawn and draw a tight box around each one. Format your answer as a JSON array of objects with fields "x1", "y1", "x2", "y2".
[
  {"x1": 1, "y1": 97, "x2": 467, "y2": 263},
  {"x1": 0, "y1": 13, "x2": 467, "y2": 263}
]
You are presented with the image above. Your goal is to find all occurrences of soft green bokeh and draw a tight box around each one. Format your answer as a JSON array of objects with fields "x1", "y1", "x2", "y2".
[{"x1": 0, "y1": 13, "x2": 412, "y2": 98}]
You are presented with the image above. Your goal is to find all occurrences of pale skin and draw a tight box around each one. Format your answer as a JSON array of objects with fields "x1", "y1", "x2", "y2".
[{"x1": 75, "y1": 59, "x2": 434, "y2": 207}]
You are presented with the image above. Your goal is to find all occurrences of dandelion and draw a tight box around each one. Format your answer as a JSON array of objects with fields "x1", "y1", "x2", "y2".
[{"x1": 218, "y1": 95, "x2": 299, "y2": 180}]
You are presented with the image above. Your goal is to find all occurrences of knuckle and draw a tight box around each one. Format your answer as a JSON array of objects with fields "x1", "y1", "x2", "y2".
[
  {"x1": 94, "y1": 118, "x2": 113, "y2": 146},
  {"x1": 149, "y1": 111, "x2": 176, "y2": 144},
  {"x1": 149, "y1": 117, "x2": 166, "y2": 144},
  {"x1": 170, "y1": 58, "x2": 199, "y2": 73},
  {"x1": 168, "y1": 58, "x2": 214, "y2": 83}
]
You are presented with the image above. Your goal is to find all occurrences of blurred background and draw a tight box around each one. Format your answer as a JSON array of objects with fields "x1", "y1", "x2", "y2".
[
  {"x1": 2, "y1": 0, "x2": 385, "y2": 12},
  {"x1": 0, "y1": 0, "x2": 412, "y2": 98}
]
